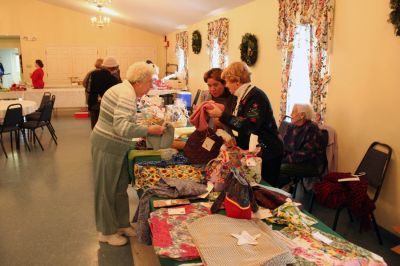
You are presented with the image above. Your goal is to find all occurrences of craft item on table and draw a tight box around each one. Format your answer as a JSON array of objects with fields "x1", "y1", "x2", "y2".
[
  {"x1": 133, "y1": 178, "x2": 208, "y2": 245},
  {"x1": 251, "y1": 207, "x2": 273, "y2": 220},
  {"x1": 267, "y1": 199, "x2": 317, "y2": 230},
  {"x1": 168, "y1": 207, "x2": 186, "y2": 215},
  {"x1": 190, "y1": 101, "x2": 225, "y2": 131},
  {"x1": 183, "y1": 127, "x2": 223, "y2": 164},
  {"x1": 250, "y1": 183, "x2": 292, "y2": 198},
  {"x1": 252, "y1": 185, "x2": 289, "y2": 210},
  {"x1": 196, "y1": 181, "x2": 214, "y2": 199},
  {"x1": 211, "y1": 168, "x2": 258, "y2": 219},
  {"x1": 159, "y1": 148, "x2": 178, "y2": 160},
  {"x1": 149, "y1": 203, "x2": 210, "y2": 261},
  {"x1": 174, "y1": 126, "x2": 196, "y2": 139},
  {"x1": 128, "y1": 149, "x2": 163, "y2": 161},
  {"x1": 187, "y1": 214, "x2": 296, "y2": 266},
  {"x1": 207, "y1": 191, "x2": 220, "y2": 201},
  {"x1": 136, "y1": 153, "x2": 189, "y2": 167},
  {"x1": 153, "y1": 198, "x2": 191, "y2": 208},
  {"x1": 280, "y1": 227, "x2": 387, "y2": 266},
  {"x1": 138, "y1": 94, "x2": 163, "y2": 109},
  {"x1": 164, "y1": 101, "x2": 189, "y2": 128},
  {"x1": 146, "y1": 123, "x2": 175, "y2": 150},
  {"x1": 313, "y1": 172, "x2": 375, "y2": 230},
  {"x1": 231, "y1": 231, "x2": 260, "y2": 246},
  {"x1": 134, "y1": 164, "x2": 204, "y2": 190}
]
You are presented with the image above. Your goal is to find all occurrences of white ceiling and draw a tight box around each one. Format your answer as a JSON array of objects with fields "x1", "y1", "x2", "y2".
[{"x1": 39, "y1": 0, "x2": 255, "y2": 34}]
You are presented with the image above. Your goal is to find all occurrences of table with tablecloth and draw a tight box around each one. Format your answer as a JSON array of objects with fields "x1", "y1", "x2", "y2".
[
  {"x1": 129, "y1": 153, "x2": 352, "y2": 266},
  {"x1": 0, "y1": 99, "x2": 37, "y2": 120}
]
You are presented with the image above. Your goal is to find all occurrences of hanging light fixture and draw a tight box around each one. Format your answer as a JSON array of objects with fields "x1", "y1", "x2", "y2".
[
  {"x1": 91, "y1": 15, "x2": 111, "y2": 28},
  {"x1": 88, "y1": 0, "x2": 112, "y2": 28},
  {"x1": 88, "y1": 0, "x2": 112, "y2": 8}
]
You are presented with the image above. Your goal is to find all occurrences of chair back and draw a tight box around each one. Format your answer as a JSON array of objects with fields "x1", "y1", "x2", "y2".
[
  {"x1": 278, "y1": 116, "x2": 291, "y2": 138},
  {"x1": 38, "y1": 92, "x2": 51, "y2": 111},
  {"x1": 37, "y1": 101, "x2": 53, "y2": 124},
  {"x1": 317, "y1": 129, "x2": 329, "y2": 176},
  {"x1": 355, "y1": 142, "x2": 392, "y2": 202},
  {"x1": 1, "y1": 104, "x2": 23, "y2": 130}
]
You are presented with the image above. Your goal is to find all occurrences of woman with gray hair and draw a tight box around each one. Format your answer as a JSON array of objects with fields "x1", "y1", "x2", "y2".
[
  {"x1": 91, "y1": 61, "x2": 165, "y2": 246},
  {"x1": 278, "y1": 103, "x2": 322, "y2": 188}
]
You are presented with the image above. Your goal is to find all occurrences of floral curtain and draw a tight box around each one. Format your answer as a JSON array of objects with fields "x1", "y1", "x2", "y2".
[
  {"x1": 207, "y1": 18, "x2": 229, "y2": 68},
  {"x1": 175, "y1": 31, "x2": 188, "y2": 76},
  {"x1": 277, "y1": 0, "x2": 334, "y2": 120}
]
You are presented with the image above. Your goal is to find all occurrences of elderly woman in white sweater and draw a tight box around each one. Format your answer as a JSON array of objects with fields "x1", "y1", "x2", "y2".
[{"x1": 91, "y1": 62, "x2": 165, "y2": 246}]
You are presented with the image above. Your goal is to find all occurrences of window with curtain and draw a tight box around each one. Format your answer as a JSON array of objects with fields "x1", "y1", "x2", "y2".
[
  {"x1": 286, "y1": 24, "x2": 311, "y2": 115},
  {"x1": 175, "y1": 31, "x2": 188, "y2": 77},
  {"x1": 207, "y1": 18, "x2": 229, "y2": 68},
  {"x1": 277, "y1": 0, "x2": 334, "y2": 120}
]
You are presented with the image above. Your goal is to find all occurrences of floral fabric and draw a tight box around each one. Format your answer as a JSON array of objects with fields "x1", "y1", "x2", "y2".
[
  {"x1": 207, "y1": 17, "x2": 229, "y2": 68},
  {"x1": 277, "y1": 0, "x2": 334, "y2": 120},
  {"x1": 280, "y1": 227, "x2": 387, "y2": 266},
  {"x1": 134, "y1": 165, "x2": 204, "y2": 189},
  {"x1": 149, "y1": 203, "x2": 210, "y2": 260}
]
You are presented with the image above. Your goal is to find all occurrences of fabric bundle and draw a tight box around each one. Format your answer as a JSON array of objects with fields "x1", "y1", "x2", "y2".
[
  {"x1": 187, "y1": 214, "x2": 295, "y2": 266},
  {"x1": 252, "y1": 186, "x2": 289, "y2": 210},
  {"x1": 313, "y1": 172, "x2": 375, "y2": 230},
  {"x1": 189, "y1": 101, "x2": 225, "y2": 131},
  {"x1": 149, "y1": 203, "x2": 210, "y2": 260}
]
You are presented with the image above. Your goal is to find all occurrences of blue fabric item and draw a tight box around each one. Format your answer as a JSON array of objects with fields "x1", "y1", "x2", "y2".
[{"x1": 136, "y1": 154, "x2": 190, "y2": 167}]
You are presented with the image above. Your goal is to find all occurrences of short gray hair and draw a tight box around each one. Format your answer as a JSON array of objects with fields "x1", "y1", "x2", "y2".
[
  {"x1": 125, "y1": 62, "x2": 154, "y2": 83},
  {"x1": 293, "y1": 103, "x2": 314, "y2": 120}
]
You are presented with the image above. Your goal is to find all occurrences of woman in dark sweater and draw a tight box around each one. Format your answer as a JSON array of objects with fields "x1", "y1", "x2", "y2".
[{"x1": 207, "y1": 62, "x2": 283, "y2": 186}]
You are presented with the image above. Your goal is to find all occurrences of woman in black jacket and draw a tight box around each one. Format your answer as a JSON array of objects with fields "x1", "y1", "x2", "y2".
[{"x1": 207, "y1": 62, "x2": 283, "y2": 186}]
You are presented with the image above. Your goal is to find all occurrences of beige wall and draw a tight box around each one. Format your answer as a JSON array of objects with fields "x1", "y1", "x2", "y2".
[
  {"x1": 0, "y1": 0, "x2": 165, "y2": 84},
  {"x1": 167, "y1": 0, "x2": 400, "y2": 230}
]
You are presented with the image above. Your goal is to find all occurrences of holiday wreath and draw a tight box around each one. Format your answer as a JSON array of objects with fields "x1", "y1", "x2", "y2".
[
  {"x1": 240, "y1": 33, "x2": 258, "y2": 66},
  {"x1": 389, "y1": 0, "x2": 400, "y2": 36},
  {"x1": 192, "y1": 30, "x2": 202, "y2": 54}
]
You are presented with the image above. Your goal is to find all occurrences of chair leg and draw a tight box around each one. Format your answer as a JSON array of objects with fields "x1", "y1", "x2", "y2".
[
  {"x1": 347, "y1": 209, "x2": 354, "y2": 223},
  {"x1": 49, "y1": 122, "x2": 57, "y2": 139},
  {"x1": 46, "y1": 124, "x2": 57, "y2": 145},
  {"x1": 308, "y1": 192, "x2": 315, "y2": 213},
  {"x1": 371, "y1": 212, "x2": 383, "y2": 245},
  {"x1": 332, "y1": 207, "x2": 343, "y2": 231},
  {"x1": 15, "y1": 130, "x2": 20, "y2": 150},
  {"x1": 0, "y1": 133, "x2": 8, "y2": 158},
  {"x1": 32, "y1": 129, "x2": 44, "y2": 151},
  {"x1": 10, "y1": 131, "x2": 13, "y2": 152},
  {"x1": 21, "y1": 129, "x2": 31, "y2": 152}
]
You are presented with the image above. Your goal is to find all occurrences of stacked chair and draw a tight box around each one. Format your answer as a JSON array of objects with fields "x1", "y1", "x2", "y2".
[{"x1": 0, "y1": 104, "x2": 30, "y2": 158}]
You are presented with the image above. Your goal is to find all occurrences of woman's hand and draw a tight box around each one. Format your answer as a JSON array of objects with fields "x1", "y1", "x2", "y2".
[
  {"x1": 147, "y1": 125, "x2": 165, "y2": 135},
  {"x1": 206, "y1": 104, "x2": 223, "y2": 118}
]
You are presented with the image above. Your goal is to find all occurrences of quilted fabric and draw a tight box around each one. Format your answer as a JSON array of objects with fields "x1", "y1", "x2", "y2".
[
  {"x1": 149, "y1": 203, "x2": 210, "y2": 260},
  {"x1": 134, "y1": 165, "x2": 204, "y2": 189}
]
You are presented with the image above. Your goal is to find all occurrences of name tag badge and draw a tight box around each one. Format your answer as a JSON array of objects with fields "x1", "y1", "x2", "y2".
[{"x1": 202, "y1": 137, "x2": 215, "y2": 151}]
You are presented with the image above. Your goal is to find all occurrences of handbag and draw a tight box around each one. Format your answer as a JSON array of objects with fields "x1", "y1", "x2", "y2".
[
  {"x1": 183, "y1": 127, "x2": 223, "y2": 164},
  {"x1": 211, "y1": 168, "x2": 258, "y2": 219}
]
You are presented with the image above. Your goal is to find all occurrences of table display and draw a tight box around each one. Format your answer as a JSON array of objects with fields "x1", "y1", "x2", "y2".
[
  {"x1": 0, "y1": 87, "x2": 86, "y2": 108},
  {"x1": 0, "y1": 99, "x2": 37, "y2": 119}
]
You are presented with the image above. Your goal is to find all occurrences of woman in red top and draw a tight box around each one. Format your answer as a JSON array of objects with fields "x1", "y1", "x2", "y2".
[{"x1": 31, "y1": 59, "x2": 45, "y2": 88}]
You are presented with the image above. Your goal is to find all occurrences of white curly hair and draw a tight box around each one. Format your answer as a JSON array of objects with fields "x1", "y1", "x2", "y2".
[{"x1": 125, "y1": 62, "x2": 154, "y2": 83}]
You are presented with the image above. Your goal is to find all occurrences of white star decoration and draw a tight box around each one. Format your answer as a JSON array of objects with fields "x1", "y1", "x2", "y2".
[{"x1": 231, "y1": 231, "x2": 261, "y2": 246}]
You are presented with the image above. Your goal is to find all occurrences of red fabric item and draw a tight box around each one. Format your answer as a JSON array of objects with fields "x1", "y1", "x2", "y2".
[
  {"x1": 190, "y1": 101, "x2": 225, "y2": 131},
  {"x1": 224, "y1": 195, "x2": 252, "y2": 220},
  {"x1": 313, "y1": 172, "x2": 376, "y2": 230},
  {"x1": 149, "y1": 217, "x2": 173, "y2": 248},
  {"x1": 31, "y1": 68, "x2": 45, "y2": 88}
]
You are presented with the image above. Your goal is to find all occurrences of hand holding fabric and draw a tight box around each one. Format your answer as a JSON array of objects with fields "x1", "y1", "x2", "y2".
[
  {"x1": 148, "y1": 125, "x2": 165, "y2": 135},
  {"x1": 207, "y1": 104, "x2": 223, "y2": 118}
]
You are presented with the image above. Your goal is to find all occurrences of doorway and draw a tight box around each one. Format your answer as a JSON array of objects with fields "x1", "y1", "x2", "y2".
[{"x1": 0, "y1": 36, "x2": 22, "y2": 88}]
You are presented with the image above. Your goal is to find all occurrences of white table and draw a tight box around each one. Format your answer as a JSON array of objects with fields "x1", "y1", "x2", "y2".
[
  {"x1": 0, "y1": 87, "x2": 86, "y2": 108},
  {"x1": 0, "y1": 99, "x2": 38, "y2": 119}
]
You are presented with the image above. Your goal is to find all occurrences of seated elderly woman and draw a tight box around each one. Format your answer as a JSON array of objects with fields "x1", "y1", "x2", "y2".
[{"x1": 278, "y1": 103, "x2": 322, "y2": 188}]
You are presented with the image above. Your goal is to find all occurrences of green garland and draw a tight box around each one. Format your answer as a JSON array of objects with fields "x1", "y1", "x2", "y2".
[
  {"x1": 192, "y1": 30, "x2": 202, "y2": 54},
  {"x1": 389, "y1": 0, "x2": 400, "y2": 36},
  {"x1": 240, "y1": 33, "x2": 258, "y2": 66}
]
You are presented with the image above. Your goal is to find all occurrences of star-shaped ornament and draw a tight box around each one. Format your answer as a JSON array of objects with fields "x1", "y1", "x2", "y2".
[{"x1": 231, "y1": 230, "x2": 261, "y2": 246}]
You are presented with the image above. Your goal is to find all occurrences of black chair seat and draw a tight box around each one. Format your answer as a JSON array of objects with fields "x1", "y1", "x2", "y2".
[
  {"x1": 25, "y1": 112, "x2": 41, "y2": 121},
  {"x1": 1, "y1": 125, "x2": 20, "y2": 132},
  {"x1": 22, "y1": 120, "x2": 47, "y2": 129}
]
